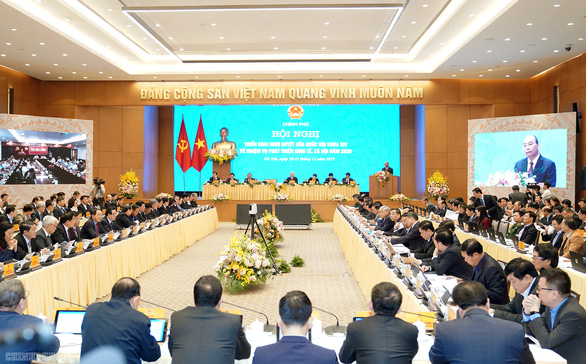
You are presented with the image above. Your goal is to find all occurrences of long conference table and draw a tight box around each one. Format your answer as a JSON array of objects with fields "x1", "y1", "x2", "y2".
[
  {"x1": 202, "y1": 183, "x2": 359, "y2": 200},
  {"x1": 17, "y1": 208, "x2": 219, "y2": 318},
  {"x1": 333, "y1": 208, "x2": 566, "y2": 364}
]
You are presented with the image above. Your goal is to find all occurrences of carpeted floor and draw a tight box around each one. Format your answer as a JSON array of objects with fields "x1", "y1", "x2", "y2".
[{"x1": 108, "y1": 222, "x2": 369, "y2": 328}]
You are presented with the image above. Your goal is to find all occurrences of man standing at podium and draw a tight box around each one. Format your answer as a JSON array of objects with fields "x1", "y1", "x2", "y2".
[{"x1": 382, "y1": 162, "x2": 393, "y2": 174}]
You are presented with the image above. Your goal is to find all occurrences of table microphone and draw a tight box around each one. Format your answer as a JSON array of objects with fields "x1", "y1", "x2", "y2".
[
  {"x1": 53, "y1": 296, "x2": 87, "y2": 309},
  {"x1": 222, "y1": 301, "x2": 276, "y2": 334},
  {"x1": 140, "y1": 299, "x2": 176, "y2": 312},
  {"x1": 313, "y1": 306, "x2": 346, "y2": 335}
]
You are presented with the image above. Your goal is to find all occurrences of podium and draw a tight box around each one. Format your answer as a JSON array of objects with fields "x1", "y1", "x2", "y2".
[
  {"x1": 213, "y1": 161, "x2": 231, "y2": 180},
  {"x1": 369, "y1": 175, "x2": 400, "y2": 199}
]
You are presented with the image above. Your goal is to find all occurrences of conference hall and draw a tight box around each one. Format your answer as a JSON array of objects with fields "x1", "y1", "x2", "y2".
[{"x1": 0, "y1": 0, "x2": 585, "y2": 363}]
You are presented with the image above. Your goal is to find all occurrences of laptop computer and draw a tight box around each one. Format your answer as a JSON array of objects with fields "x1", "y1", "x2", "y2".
[
  {"x1": 149, "y1": 318, "x2": 168, "y2": 342},
  {"x1": 54, "y1": 310, "x2": 86, "y2": 335},
  {"x1": 570, "y1": 251, "x2": 586, "y2": 273},
  {"x1": 495, "y1": 231, "x2": 508, "y2": 245},
  {"x1": 487, "y1": 227, "x2": 497, "y2": 241}
]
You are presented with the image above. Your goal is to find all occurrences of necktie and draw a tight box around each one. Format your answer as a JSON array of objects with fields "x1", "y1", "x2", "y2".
[
  {"x1": 96, "y1": 222, "x2": 99, "y2": 234},
  {"x1": 481, "y1": 197, "x2": 485, "y2": 206},
  {"x1": 26, "y1": 239, "x2": 31, "y2": 253},
  {"x1": 66, "y1": 227, "x2": 70, "y2": 241},
  {"x1": 559, "y1": 236, "x2": 568, "y2": 255},
  {"x1": 473, "y1": 266, "x2": 480, "y2": 280},
  {"x1": 528, "y1": 161, "x2": 534, "y2": 174}
]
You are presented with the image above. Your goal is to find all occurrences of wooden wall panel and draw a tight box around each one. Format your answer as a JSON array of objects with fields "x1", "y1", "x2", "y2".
[
  {"x1": 143, "y1": 106, "x2": 159, "y2": 197},
  {"x1": 41, "y1": 82, "x2": 75, "y2": 105},
  {"x1": 157, "y1": 106, "x2": 174, "y2": 195},
  {"x1": 400, "y1": 105, "x2": 416, "y2": 198},
  {"x1": 446, "y1": 106, "x2": 470, "y2": 153},
  {"x1": 460, "y1": 80, "x2": 495, "y2": 104}
]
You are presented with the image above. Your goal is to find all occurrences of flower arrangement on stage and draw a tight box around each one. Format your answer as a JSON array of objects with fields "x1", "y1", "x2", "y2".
[
  {"x1": 374, "y1": 171, "x2": 391, "y2": 187},
  {"x1": 389, "y1": 193, "x2": 410, "y2": 202},
  {"x1": 205, "y1": 149, "x2": 238, "y2": 165},
  {"x1": 211, "y1": 194, "x2": 230, "y2": 202},
  {"x1": 482, "y1": 170, "x2": 535, "y2": 187},
  {"x1": 271, "y1": 193, "x2": 292, "y2": 202},
  {"x1": 155, "y1": 192, "x2": 173, "y2": 199},
  {"x1": 254, "y1": 211, "x2": 285, "y2": 245},
  {"x1": 330, "y1": 194, "x2": 348, "y2": 202},
  {"x1": 270, "y1": 183, "x2": 286, "y2": 193},
  {"x1": 118, "y1": 170, "x2": 139, "y2": 199},
  {"x1": 215, "y1": 233, "x2": 272, "y2": 292},
  {"x1": 427, "y1": 171, "x2": 449, "y2": 199}
]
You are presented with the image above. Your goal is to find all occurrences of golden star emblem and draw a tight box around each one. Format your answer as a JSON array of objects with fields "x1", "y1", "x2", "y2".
[{"x1": 195, "y1": 138, "x2": 206, "y2": 149}]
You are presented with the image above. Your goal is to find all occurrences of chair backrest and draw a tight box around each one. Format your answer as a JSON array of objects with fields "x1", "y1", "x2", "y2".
[
  {"x1": 498, "y1": 259, "x2": 512, "y2": 298},
  {"x1": 492, "y1": 219, "x2": 500, "y2": 232},
  {"x1": 571, "y1": 290, "x2": 581, "y2": 303},
  {"x1": 498, "y1": 221, "x2": 509, "y2": 236}
]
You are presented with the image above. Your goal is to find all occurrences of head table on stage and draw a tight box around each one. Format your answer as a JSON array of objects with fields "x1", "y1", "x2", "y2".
[{"x1": 202, "y1": 182, "x2": 359, "y2": 200}]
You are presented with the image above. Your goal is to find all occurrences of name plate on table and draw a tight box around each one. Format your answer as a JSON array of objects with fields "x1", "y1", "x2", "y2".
[
  {"x1": 86, "y1": 212, "x2": 90, "y2": 218},
  {"x1": 403, "y1": 312, "x2": 435, "y2": 330},
  {"x1": 108, "y1": 232, "x2": 114, "y2": 242},
  {"x1": 122, "y1": 229, "x2": 129, "y2": 238},
  {"x1": 518, "y1": 241, "x2": 525, "y2": 250},
  {"x1": 30, "y1": 255, "x2": 40, "y2": 268},
  {"x1": 138, "y1": 307, "x2": 165, "y2": 318},
  {"x1": 93, "y1": 238, "x2": 100, "y2": 247},
  {"x1": 54, "y1": 248, "x2": 61, "y2": 260},
  {"x1": 102, "y1": 209, "x2": 106, "y2": 214},
  {"x1": 13, "y1": 224, "x2": 19, "y2": 231},
  {"x1": 355, "y1": 311, "x2": 372, "y2": 318},
  {"x1": 220, "y1": 309, "x2": 243, "y2": 315},
  {"x1": 404, "y1": 266, "x2": 412, "y2": 279},
  {"x1": 133, "y1": 225, "x2": 139, "y2": 234},
  {"x1": 447, "y1": 306, "x2": 458, "y2": 321},
  {"x1": 75, "y1": 242, "x2": 84, "y2": 253},
  {"x1": 2, "y1": 263, "x2": 15, "y2": 278}
]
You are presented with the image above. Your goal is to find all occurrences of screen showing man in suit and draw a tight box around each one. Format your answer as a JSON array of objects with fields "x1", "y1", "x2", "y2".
[
  {"x1": 173, "y1": 104, "x2": 400, "y2": 190},
  {"x1": 473, "y1": 129, "x2": 566, "y2": 187}
]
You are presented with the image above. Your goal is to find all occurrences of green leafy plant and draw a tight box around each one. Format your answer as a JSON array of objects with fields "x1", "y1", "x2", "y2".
[
  {"x1": 277, "y1": 259, "x2": 291, "y2": 273},
  {"x1": 290, "y1": 255, "x2": 305, "y2": 267},
  {"x1": 311, "y1": 209, "x2": 324, "y2": 223}
]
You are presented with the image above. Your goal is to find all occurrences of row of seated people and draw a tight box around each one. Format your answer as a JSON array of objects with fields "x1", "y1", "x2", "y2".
[
  {"x1": 208, "y1": 171, "x2": 356, "y2": 184},
  {"x1": 346, "y1": 202, "x2": 586, "y2": 363},
  {"x1": 3, "y1": 267, "x2": 584, "y2": 364},
  {"x1": 0, "y1": 193, "x2": 200, "y2": 263}
]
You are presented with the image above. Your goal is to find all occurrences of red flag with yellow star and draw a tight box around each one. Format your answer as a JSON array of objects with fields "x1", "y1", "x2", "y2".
[
  {"x1": 191, "y1": 115, "x2": 208, "y2": 172},
  {"x1": 175, "y1": 115, "x2": 191, "y2": 172}
]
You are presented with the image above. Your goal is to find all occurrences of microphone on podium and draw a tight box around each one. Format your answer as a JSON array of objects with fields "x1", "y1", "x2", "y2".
[
  {"x1": 222, "y1": 301, "x2": 276, "y2": 334},
  {"x1": 313, "y1": 306, "x2": 347, "y2": 335},
  {"x1": 140, "y1": 299, "x2": 176, "y2": 312},
  {"x1": 54, "y1": 296, "x2": 87, "y2": 309}
]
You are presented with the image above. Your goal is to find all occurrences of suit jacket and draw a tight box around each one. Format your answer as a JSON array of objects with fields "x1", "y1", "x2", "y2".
[
  {"x1": 339, "y1": 314, "x2": 418, "y2": 364},
  {"x1": 472, "y1": 253, "x2": 509, "y2": 305},
  {"x1": 392, "y1": 222, "x2": 425, "y2": 251},
  {"x1": 115, "y1": 213, "x2": 135, "y2": 229},
  {"x1": 78, "y1": 204, "x2": 89, "y2": 217},
  {"x1": 53, "y1": 206, "x2": 66, "y2": 219},
  {"x1": 81, "y1": 298, "x2": 161, "y2": 364},
  {"x1": 559, "y1": 230, "x2": 584, "y2": 258},
  {"x1": 253, "y1": 336, "x2": 338, "y2": 364},
  {"x1": 374, "y1": 217, "x2": 394, "y2": 232},
  {"x1": 542, "y1": 229, "x2": 564, "y2": 250},
  {"x1": 0, "y1": 311, "x2": 60, "y2": 364},
  {"x1": 430, "y1": 244, "x2": 473, "y2": 280},
  {"x1": 80, "y1": 219, "x2": 101, "y2": 239},
  {"x1": 190, "y1": 200, "x2": 198, "y2": 207},
  {"x1": 14, "y1": 211, "x2": 32, "y2": 225},
  {"x1": 514, "y1": 155, "x2": 557, "y2": 186},
  {"x1": 324, "y1": 177, "x2": 338, "y2": 184},
  {"x1": 168, "y1": 306, "x2": 251, "y2": 364},
  {"x1": 146, "y1": 210, "x2": 158, "y2": 220},
  {"x1": 15, "y1": 233, "x2": 34, "y2": 260},
  {"x1": 519, "y1": 224, "x2": 538, "y2": 245},
  {"x1": 33, "y1": 228, "x2": 54, "y2": 252},
  {"x1": 474, "y1": 194, "x2": 499, "y2": 219},
  {"x1": 412, "y1": 238, "x2": 435, "y2": 261},
  {"x1": 436, "y1": 206, "x2": 447, "y2": 217},
  {"x1": 493, "y1": 277, "x2": 541, "y2": 322},
  {"x1": 136, "y1": 212, "x2": 148, "y2": 222},
  {"x1": 382, "y1": 166, "x2": 393, "y2": 174},
  {"x1": 492, "y1": 206, "x2": 506, "y2": 221},
  {"x1": 341, "y1": 177, "x2": 354, "y2": 184},
  {"x1": 0, "y1": 214, "x2": 14, "y2": 224},
  {"x1": 525, "y1": 296, "x2": 586, "y2": 364},
  {"x1": 430, "y1": 308, "x2": 533, "y2": 364},
  {"x1": 285, "y1": 176, "x2": 298, "y2": 183},
  {"x1": 100, "y1": 217, "x2": 119, "y2": 233},
  {"x1": 51, "y1": 223, "x2": 70, "y2": 245},
  {"x1": 540, "y1": 214, "x2": 553, "y2": 226},
  {"x1": 508, "y1": 191, "x2": 528, "y2": 206}
]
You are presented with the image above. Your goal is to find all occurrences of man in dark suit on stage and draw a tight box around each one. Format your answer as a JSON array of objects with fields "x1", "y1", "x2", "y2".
[
  {"x1": 168, "y1": 275, "x2": 251, "y2": 364},
  {"x1": 116, "y1": 204, "x2": 136, "y2": 229},
  {"x1": 460, "y1": 239, "x2": 509, "y2": 305},
  {"x1": 422, "y1": 229, "x2": 473, "y2": 280},
  {"x1": 81, "y1": 209, "x2": 103, "y2": 240},
  {"x1": 81, "y1": 278, "x2": 161, "y2": 364},
  {"x1": 523, "y1": 268, "x2": 586, "y2": 363},
  {"x1": 430, "y1": 281, "x2": 534, "y2": 364},
  {"x1": 382, "y1": 162, "x2": 393, "y2": 174},
  {"x1": 472, "y1": 188, "x2": 498, "y2": 219},
  {"x1": 514, "y1": 135, "x2": 556, "y2": 186},
  {"x1": 284, "y1": 172, "x2": 298, "y2": 184},
  {"x1": 253, "y1": 291, "x2": 338, "y2": 364},
  {"x1": 519, "y1": 211, "x2": 539, "y2": 245},
  {"x1": 339, "y1": 282, "x2": 418, "y2": 364},
  {"x1": 389, "y1": 211, "x2": 425, "y2": 250},
  {"x1": 493, "y1": 258, "x2": 541, "y2": 323},
  {"x1": 101, "y1": 208, "x2": 120, "y2": 232},
  {"x1": 341, "y1": 173, "x2": 354, "y2": 184},
  {"x1": 324, "y1": 173, "x2": 337, "y2": 184}
]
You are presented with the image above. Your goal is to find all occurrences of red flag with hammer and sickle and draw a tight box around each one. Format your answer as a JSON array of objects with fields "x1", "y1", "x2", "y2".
[
  {"x1": 191, "y1": 115, "x2": 208, "y2": 172},
  {"x1": 175, "y1": 115, "x2": 192, "y2": 172}
]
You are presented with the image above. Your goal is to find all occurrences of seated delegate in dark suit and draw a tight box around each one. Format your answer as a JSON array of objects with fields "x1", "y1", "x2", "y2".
[
  {"x1": 323, "y1": 173, "x2": 338, "y2": 184},
  {"x1": 422, "y1": 229, "x2": 473, "y2": 280},
  {"x1": 169, "y1": 275, "x2": 251, "y2": 364},
  {"x1": 208, "y1": 172, "x2": 221, "y2": 183},
  {"x1": 460, "y1": 239, "x2": 509, "y2": 305},
  {"x1": 341, "y1": 173, "x2": 354, "y2": 184},
  {"x1": 339, "y1": 282, "x2": 418, "y2": 364},
  {"x1": 115, "y1": 204, "x2": 136, "y2": 229},
  {"x1": 373, "y1": 207, "x2": 394, "y2": 233},
  {"x1": 253, "y1": 291, "x2": 338, "y2": 364},
  {"x1": 284, "y1": 172, "x2": 298, "y2": 184},
  {"x1": 80, "y1": 209, "x2": 104, "y2": 240},
  {"x1": 519, "y1": 211, "x2": 539, "y2": 245},
  {"x1": 50, "y1": 212, "x2": 76, "y2": 245},
  {"x1": 100, "y1": 208, "x2": 120, "y2": 232},
  {"x1": 430, "y1": 281, "x2": 534, "y2": 364},
  {"x1": 382, "y1": 162, "x2": 393, "y2": 174},
  {"x1": 493, "y1": 258, "x2": 542, "y2": 323},
  {"x1": 513, "y1": 135, "x2": 556, "y2": 186},
  {"x1": 15, "y1": 221, "x2": 37, "y2": 260},
  {"x1": 389, "y1": 211, "x2": 425, "y2": 250},
  {"x1": 0, "y1": 205, "x2": 16, "y2": 224},
  {"x1": 0, "y1": 280, "x2": 60, "y2": 364},
  {"x1": 402, "y1": 221, "x2": 436, "y2": 266},
  {"x1": 81, "y1": 278, "x2": 161, "y2": 364},
  {"x1": 522, "y1": 268, "x2": 586, "y2": 363},
  {"x1": 225, "y1": 173, "x2": 239, "y2": 183},
  {"x1": 33, "y1": 216, "x2": 58, "y2": 252}
]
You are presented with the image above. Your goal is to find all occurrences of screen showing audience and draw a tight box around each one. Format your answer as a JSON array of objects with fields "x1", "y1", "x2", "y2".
[
  {"x1": 173, "y1": 104, "x2": 401, "y2": 190},
  {"x1": 0, "y1": 129, "x2": 87, "y2": 185},
  {"x1": 473, "y1": 129, "x2": 567, "y2": 188}
]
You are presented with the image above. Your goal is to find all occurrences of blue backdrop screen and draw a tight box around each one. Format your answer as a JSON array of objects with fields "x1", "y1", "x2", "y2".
[{"x1": 173, "y1": 104, "x2": 400, "y2": 191}]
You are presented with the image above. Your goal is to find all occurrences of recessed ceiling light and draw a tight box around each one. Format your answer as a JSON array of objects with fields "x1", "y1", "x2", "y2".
[
  {"x1": 440, "y1": 42, "x2": 445, "y2": 45},
  {"x1": 553, "y1": 4, "x2": 560, "y2": 7},
  {"x1": 155, "y1": 48, "x2": 160, "y2": 51},
  {"x1": 278, "y1": 75, "x2": 282, "y2": 78},
  {"x1": 270, "y1": 36, "x2": 276, "y2": 39},
  {"x1": 179, "y1": 48, "x2": 184, "y2": 51},
  {"x1": 108, "y1": 76, "x2": 112, "y2": 79},
  {"x1": 322, "y1": 46, "x2": 326, "y2": 50},
  {"x1": 533, "y1": 60, "x2": 538, "y2": 63},
  {"x1": 82, "y1": 63, "x2": 86, "y2": 66},
  {"x1": 541, "y1": 37, "x2": 547, "y2": 41},
  {"x1": 460, "y1": 68, "x2": 464, "y2": 71},
  {"x1": 226, "y1": 48, "x2": 231, "y2": 50},
  {"x1": 554, "y1": 50, "x2": 559, "y2": 52},
  {"x1": 520, "y1": 50, "x2": 525, "y2": 53},
  {"x1": 401, "y1": 35, "x2": 406, "y2": 38},
  {"x1": 504, "y1": 38, "x2": 510, "y2": 41},
  {"x1": 488, "y1": 69, "x2": 493, "y2": 71},
  {"x1": 83, "y1": 76, "x2": 87, "y2": 79},
  {"x1": 487, "y1": 50, "x2": 492, "y2": 53},
  {"x1": 411, "y1": 21, "x2": 416, "y2": 24},
  {"x1": 142, "y1": 37, "x2": 147, "y2": 40},
  {"x1": 65, "y1": 18, "x2": 71, "y2": 22},
  {"x1": 107, "y1": 8, "x2": 113, "y2": 11},
  {"x1": 472, "y1": 60, "x2": 477, "y2": 63},
  {"x1": 236, "y1": 76, "x2": 240, "y2": 78},
  {"x1": 422, "y1": 4, "x2": 428, "y2": 7},
  {"x1": 506, "y1": 75, "x2": 510, "y2": 77},
  {"x1": 31, "y1": 53, "x2": 36, "y2": 56},
  {"x1": 58, "y1": 77, "x2": 62, "y2": 79},
  {"x1": 168, "y1": 37, "x2": 173, "y2": 40},
  {"x1": 10, "y1": 28, "x2": 17, "y2": 31},
  {"x1": 155, "y1": 24, "x2": 160, "y2": 27},
  {"x1": 362, "y1": 75, "x2": 366, "y2": 77},
  {"x1": 274, "y1": 47, "x2": 278, "y2": 50},
  {"x1": 62, "y1": 53, "x2": 67, "y2": 56},
  {"x1": 479, "y1": 75, "x2": 484, "y2": 77},
  {"x1": 0, "y1": 54, "x2": 5, "y2": 57},
  {"x1": 72, "y1": 72, "x2": 76, "y2": 74},
  {"x1": 25, "y1": 63, "x2": 29, "y2": 66},
  {"x1": 393, "y1": 46, "x2": 398, "y2": 49},
  {"x1": 375, "y1": 35, "x2": 380, "y2": 38},
  {"x1": 5, "y1": 43, "x2": 10, "y2": 46},
  {"x1": 211, "y1": 23, "x2": 216, "y2": 26},
  {"x1": 526, "y1": 23, "x2": 533, "y2": 26},
  {"x1": 98, "y1": 71, "x2": 103, "y2": 74},
  {"x1": 126, "y1": 25, "x2": 132, "y2": 28},
  {"x1": 502, "y1": 60, "x2": 508, "y2": 63},
  {"x1": 324, "y1": 22, "x2": 330, "y2": 25},
  {"x1": 579, "y1": 37, "x2": 584, "y2": 41},
  {"x1": 567, "y1": 22, "x2": 574, "y2": 26},
  {"x1": 219, "y1": 36, "x2": 224, "y2": 40},
  {"x1": 404, "y1": 75, "x2": 409, "y2": 77},
  {"x1": 194, "y1": 76, "x2": 198, "y2": 79},
  {"x1": 516, "y1": 69, "x2": 521, "y2": 72},
  {"x1": 468, "y1": 13, "x2": 474, "y2": 17},
  {"x1": 323, "y1": 35, "x2": 328, "y2": 39},
  {"x1": 452, "y1": 74, "x2": 456, "y2": 77}
]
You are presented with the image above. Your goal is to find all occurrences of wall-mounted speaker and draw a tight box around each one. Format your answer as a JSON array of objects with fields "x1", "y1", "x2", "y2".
[
  {"x1": 8, "y1": 88, "x2": 14, "y2": 114},
  {"x1": 553, "y1": 86, "x2": 559, "y2": 113},
  {"x1": 574, "y1": 102, "x2": 582, "y2": 133}
]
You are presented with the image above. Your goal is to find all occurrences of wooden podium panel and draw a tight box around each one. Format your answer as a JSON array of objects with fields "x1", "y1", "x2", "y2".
[
  {"x1": 369, "y1": 175, "x2": 400, "y2": 198},
  {"x1": 213, "y1": 161, "x2": 231, "y2": 180}
]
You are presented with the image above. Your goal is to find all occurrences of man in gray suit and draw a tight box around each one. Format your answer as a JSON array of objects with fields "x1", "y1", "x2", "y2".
[
  {"x1": 523, "y1": 268, "x2": 586, "y2": 363},
  {"x1": 430, "y1": 281, "x2": 534, "y2": 364},
  {"x1": 168, "y1": 275, "x2": 251, "y2": 364},
  {"x1": 33, "y1": 215, "x2": 58, "y2": 252}
]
